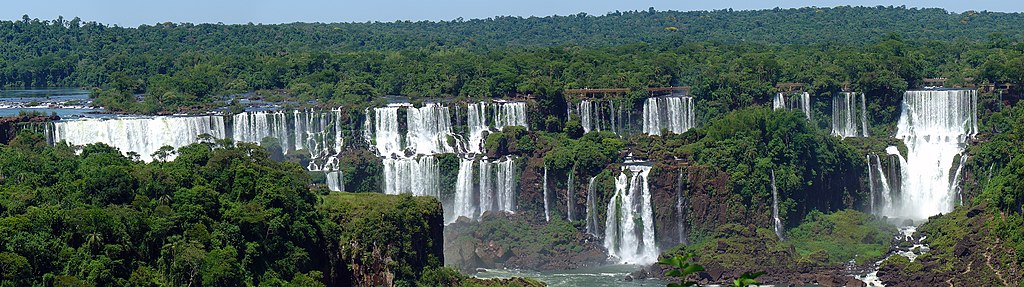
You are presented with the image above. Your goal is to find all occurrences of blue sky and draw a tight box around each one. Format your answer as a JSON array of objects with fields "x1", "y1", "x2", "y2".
[{"x1": 3, "y1": 0, "x2": 1022, "y2": 26}]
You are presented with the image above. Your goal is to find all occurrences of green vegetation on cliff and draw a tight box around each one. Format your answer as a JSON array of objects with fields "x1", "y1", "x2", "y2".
[
  {"x1": 0, "y1": 130, "x2": 528, "y2": 287},
  {"x1": 787, "y1": 210, "x2": 897, "y2": 265}
]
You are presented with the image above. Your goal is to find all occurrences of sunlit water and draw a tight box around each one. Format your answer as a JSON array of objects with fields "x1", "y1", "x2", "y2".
[{"x1": 0, "y1": 88, "x2": 100, "y2": 117}]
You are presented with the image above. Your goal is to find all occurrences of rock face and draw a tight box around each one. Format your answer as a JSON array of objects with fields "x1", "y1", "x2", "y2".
[
  {"x1": 0, "y1": 115, "x2": 58, "y2": 144},
  {"x1": 444, "y1": 212, "x2": 608, "y2": 272},
  {"x1": 878, "y1": 205, "x2": 1023, "y2": 287},
  {"x1": 319, "y1": 193, "x2": 445, "y2": 287}
]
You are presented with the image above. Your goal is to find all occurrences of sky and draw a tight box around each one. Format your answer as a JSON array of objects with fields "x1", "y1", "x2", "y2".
[{"x1": 3, "y1": 0, "x2": 1022, "y2": 26}]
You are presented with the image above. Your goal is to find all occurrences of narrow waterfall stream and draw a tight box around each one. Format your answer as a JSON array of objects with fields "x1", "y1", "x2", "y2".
[
  {"x1": 543, "y1": 165, "x2": 551, "y2": 222},
  {"x1": 770, "y1": 169, "x2": 784, "y2": 241}
]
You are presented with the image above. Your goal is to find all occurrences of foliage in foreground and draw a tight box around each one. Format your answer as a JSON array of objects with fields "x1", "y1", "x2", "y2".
[
  {"x1": 659, "y1": 253, "x2": 763, "y2": 287},
  {"x1": 0, "y1": 130, "x2": 518, "y2": 287}
]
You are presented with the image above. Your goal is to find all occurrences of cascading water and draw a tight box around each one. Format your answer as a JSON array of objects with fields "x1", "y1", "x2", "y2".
[
  {"x1": 604, "y1": 164, "x2": 658, "y2": 265},
  {"x1": 494, "y1": 158, "x2": 517, "y2": 212},
  {"x1": 676, "y1": 169, "x2": 688, "y2": 245},
  {"x1": 585, "y1": 177, "x2": 599, "y2": 236},
  {"x1": 464, "y1": 101, "x2": 529, "y2": 154},
  {"x1": 232, "y1": 109, "x2": 346, "y2": 170},
  {"x1": 831, "y1": 92, "x2": 869, "y2": 137},
  {"x1": 51, "y1": 116, "x2": 226, "y2": 162},
  {"x1": 466, "y1": 103, "x2": 490, "y2": 154},
  {"x1": 773, "y1": 92, "x2": 812, "y2": 120},
  {"x1": 382, "y1": 156, "x2": 439, "y2": 197},
  {"x1": 772, "y1": 92, "x2": 787, "y2": 111},
  {"x1": 371, "y1": 106, "x2": 404, "y2": 156},
  {"x1": 566, "y1": 168, "x2": 575, "y2": 221},
  {"x1": 406, "y1": 103, "x2": 455, "y2": 155},
  {"x1": 451, "y1": 159, "x2": 478, "y2": 222},
  {"x1": 447, "y1": 156, "x2": 518, "y2": 223},
  {"x1": 867, "y1": 154, "x2": 894, "y2": 215},
  {"x1": 642, "y1": 96, "x2": 696, "y2": 136},
  {"x1": 326, "y1": 171, "x2": 344, "y2": 192},
  {"x1": 770, "y1": 169, "x2": 784, "y2": 241},
  {"x1": 579, "y1": 100, "x2": 596, "y2": 133},
  {"x1": 493, "y1": 101, "x2": 528, "y2": 130},
  {"x1": 543, "y1": 165, "x2": 551, "y2": 222},
  {"x1": 892, "y1": 89, "x2": 977, "y2": 219}
]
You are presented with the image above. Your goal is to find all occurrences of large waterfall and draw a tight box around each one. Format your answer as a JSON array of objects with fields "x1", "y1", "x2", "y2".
[
  {"x1": 383, "y1": 156, "x2": 440, "y2": 197},
  {"x1": 365, "y1": 103, "x2": 456, "y2": 197},
  {"x1": 232, "y1": 109, "x2": 346, "y2": 170},
  {"x1": 465, "y1": 101, "x2": 529, "y2": 154},
  {"x1": 604, "y1": 164, "x2": 658, "y2": 265},
  {"x1": 366, "y1": 103, "x2": 455, "y2": 157},
  {"x1": 493, "y1": 101, "x2": 528, "y2": 131},
  {"x1": 831, "y1": 92, "x2": 869, "y2": 138},
  {"x1": 51, "y1": 116, "x2": 226, "y2": 162},
  {"x1": 364, "y1": 101, "x2": 526, "y2": 221},
  {"x1": 406, "y1": 103, "x2": 455, "y2": 155},
  {"x1": 773, "y1": 92, "x2": 812, "y2": 120},
  {"x1": 642, "y1": 96, "x2": 696, "y2": 136},
  {"x1": 891, "y1": 89, "x2": 977, "y2": 219},
  {"x1": 448, "y1": 157, "x2": 518, "y2": 223}
]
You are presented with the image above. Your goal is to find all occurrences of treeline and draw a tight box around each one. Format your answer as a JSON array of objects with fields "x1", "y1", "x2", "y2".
[{"x1": 1, "y1": 7, "x2": 1023, "y2": 121}]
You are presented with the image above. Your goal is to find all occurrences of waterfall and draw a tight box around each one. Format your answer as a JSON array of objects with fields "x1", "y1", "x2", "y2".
[
  {"x1": 866, "y1": 154, "x2": 894, "y2": 215},
  {"x1": 372, "y1": 106, "x2": 403, "y2": 156},
  {"x1": 860, "y1": 92, "x2": 870, "y2": 137},
  {"x1": 382, "y1": 156, "x2": 439, "y2": 197},
  {"x1": 51, "y1": 116, "x2": 226, "y2": 162},
  {"x1": 892, "y1": 89, "x2": 977, "y2": 219},
  {"x1": 495, "y1": 158, "x2": 517, "y2": 212},
  {"x1": 770, "y1": 169, "x2": 784, "y2": 241},
  {"x1": 573, "y1": 99, "x2": 633, "y2": 136},
  {"x1": 465, "y1": 101, "x2": 529, "y2": 154},
  {"x1": 466, "y1": 102, "x2": 489, "y2": 154},
  {"x1": 642, "y1": 96, "x2": 696, "y2": 136},
  {"x1": 232, "y1": 110, "x2": 288, "y2": 154},
  {"x1": 832, "y1": 92, "x2": 869, "y2": 137},
  {"x1": 567, "y1": 168, "x2": 575, "y2": 221},
  {"x1": 677, "y1": 169, "x2": 688, "y2": 245},
  {"x1": 774, "y1": 92, "x2": 812, "y2": 120},
  {"x1": 543, "y1": 165, "x2": 551, "y2": 222},
  {"x1": 233, "y1": 109, "x2": 346, "y2": 170},
  {"x1": 407, "y1": 103, "x2": 454, "y2": 155},
  {"x1": 950, "y1": 154, "x2": 969, "y2": 206},
  {"x1": 326, "y1": 171, "x2": 344, "y2": 192},
  {"x1": 799, "y1": 92, "x2": 811, "y2": 120},
  {"x1": 604, "y1": 164, "x2": 658, "y2": 265},
  {"x1": 585, "y1": 177, "x2": 598, "y2": 236},
  {"x1": 866, "y1": 155, "x2": 877, "y2": 214},
  {"x1": 579, "y1": 100, "x2": 595, "y2": 133},
  {"x1": 448, "y1": 157, "x2": 517, "y2": 223},
  {"x1": 772, "y1": 93, "x2": 787, "y2": 111},
  {"x1": 493, "y1": 101, "x2": 528, "y2": 130},
  {"x1": 451, "y1": 159, "x2": 478, "y2": 222}
]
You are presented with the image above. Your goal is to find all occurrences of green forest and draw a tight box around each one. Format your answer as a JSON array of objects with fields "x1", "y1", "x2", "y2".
[
  {"x1": 2, "y1": 5, "x2": 1024, "y2": 287},
  {"x1": 0, "y1": 6, "x2": 1022, "y2": 117}
]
